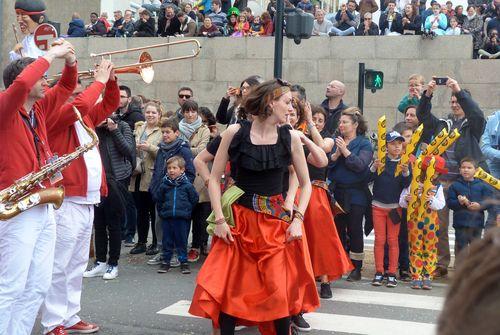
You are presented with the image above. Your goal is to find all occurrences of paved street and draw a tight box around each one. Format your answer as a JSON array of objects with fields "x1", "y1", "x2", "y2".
[{"x1": 33, "y1": 233, "x2": 452, "y2": 335}]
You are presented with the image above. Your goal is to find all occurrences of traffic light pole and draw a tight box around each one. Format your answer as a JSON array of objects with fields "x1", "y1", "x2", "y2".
[
  {"x1": 273, "y1": 0, "x2": 285, "y2": 78},
  {"x1": 358, "y1": 62, "x2": 365, "y2": 113}
]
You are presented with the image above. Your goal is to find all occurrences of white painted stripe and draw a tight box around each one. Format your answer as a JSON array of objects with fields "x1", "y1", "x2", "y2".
[
  {"x1": 158, "y1": 300, "x2": 436, "y2": 335},
  {"x1": 329, "y1": 288, "x2": 444, "y2": 311}
]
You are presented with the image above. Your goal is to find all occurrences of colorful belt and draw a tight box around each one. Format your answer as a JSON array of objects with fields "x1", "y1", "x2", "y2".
[{"x1": 251, "y1": 193, "x2": 292, "y2": 222}]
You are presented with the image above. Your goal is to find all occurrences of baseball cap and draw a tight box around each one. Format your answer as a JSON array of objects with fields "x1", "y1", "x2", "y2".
[{"x1": 386, "y1": 131, "x2": 405, "y2": 143}]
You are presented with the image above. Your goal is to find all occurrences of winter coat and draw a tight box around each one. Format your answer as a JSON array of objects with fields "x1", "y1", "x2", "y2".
[
  {"x1": 463, "y1": 15, "x2": 484, "y2": 49},
  {"x1": 149, "y1": 139, "x2": 195, "y2": 201},
  {"x1": 417, "y1": 89, "x2": 488, "y2": 171},
  {"x1": 480, "y1": 111, "x2": 500, "y2": 178},
  {"x1": 129, "y1": 122, "x2": 162, "y2": 192},
  {"x1": 356, "y1": 21, "x2": 380, "y2": 35},
  {"x1": 155, "y1": 174, "x2": 199, "y2": 219},
  {"x1": 402, "y1": 14, "x2": 422, "y2": 34},
  {"x1": 118, "y1": 106, "x2": 145, "y2": 131},
  {"x1": 179, "y1": 16, "x2": 197, "y2": 37},
  {"x1": 96, "y1": 120, "x2": 135, "y2": 182},
  {"x1": 134, "y1": 17, "x2": 156, "y2": 37},
  {"x1": 358, "y1": 0, "x2": 379, "y2": 18},
  {"x1": 158, "y1": 16, "x2": 181, "y2": 36},
  {"x1": 320, "y1": 99, "x2": 348, "y2": 135},
  {"x1": 67, "y1": 19, "x2": 87, "y2": 37},
  {"x1": 447, "y1": 177, "x2": 493, "y2": 228},
  {"x1": 187, "y1": 124, "x2": 211, "y2": 157}
]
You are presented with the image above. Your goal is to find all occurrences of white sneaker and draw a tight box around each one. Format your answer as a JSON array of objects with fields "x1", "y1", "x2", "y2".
[
  {"x1": 83, "y1": 261, "x2": 107, "y2": 278},
  {"x1": 102, "y1": 265, "x2": 118, "y2": 280},
  {"x1": 147, "y1": 254, "x2": 163, "y2": 265}
]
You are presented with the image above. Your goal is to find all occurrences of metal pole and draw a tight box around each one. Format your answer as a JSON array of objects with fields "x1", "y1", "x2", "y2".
[
  {"x1": 358, "y1": 62, "x2": 365, "y2": 113},
  {"x1": 273, "y1": 0, "x2": 284, "y2": 79}
]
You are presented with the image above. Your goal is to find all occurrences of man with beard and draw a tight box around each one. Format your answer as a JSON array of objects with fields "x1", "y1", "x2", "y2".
[
  {"x1": 320, "y1": 80, "x2": 348, "y2": 135},
  {"x1": 10, "y1": 0, "x2": 48, "y2": 61}
]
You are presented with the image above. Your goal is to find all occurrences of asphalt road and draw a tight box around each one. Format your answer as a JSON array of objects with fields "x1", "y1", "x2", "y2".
[{"x1": 33, "y1": 242, "x2": 451, "y2": 335}]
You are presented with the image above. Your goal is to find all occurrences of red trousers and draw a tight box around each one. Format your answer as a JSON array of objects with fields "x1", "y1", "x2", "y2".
[{"x1": 372, "y1": 206, "x2": 401, "y2": 274}]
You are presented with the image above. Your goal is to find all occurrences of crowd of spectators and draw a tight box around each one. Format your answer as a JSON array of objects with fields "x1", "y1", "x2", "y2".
[{"x1": 65, "y1": 0, "x2": 499, "y2": 58}]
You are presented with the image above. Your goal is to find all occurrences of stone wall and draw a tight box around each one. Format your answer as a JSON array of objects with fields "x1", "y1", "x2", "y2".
[{"x1": 2, "y1": 32, "x2": 499, "y2": 129}]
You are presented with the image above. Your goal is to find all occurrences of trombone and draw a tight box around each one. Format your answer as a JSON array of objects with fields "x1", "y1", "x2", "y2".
[{"x1": 52, "y1": 39, "x2": 201, "y2": 84}]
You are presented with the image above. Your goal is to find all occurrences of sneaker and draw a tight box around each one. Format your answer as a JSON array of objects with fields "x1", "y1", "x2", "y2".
[
  {"x1": 235, "y1": 325, "x2": 247, "y2": 331},
  {"x1": 422, "y1": 276, "x2": 433, "y2": 290},
  {"x1": 328, "y1": 31, "x2": 336, "y2": 37},
  {"x1": 291, "y1": 313, "x2": 311, "y2": 332},
  {"x1": 157, "y1": 262, "x2": 171, "y2": 273},
  {"x1": 145, "y1": 244, "x2": 159, "y2": 256},
  {"x1": 65, "y1": 320, "x2": 99, "y2": 334},
  {"x1": 47, "y1": 326, "x2": 68, "y2": 335},
  {"x1": 124, "y1": 238, "x2": 135, "y2": 247},
  {"x1": 180, "y1": 263, "x2": 191, "y2": 274},
  {"x1": 188, "y1": 248, "x2": 200, "y2": 263},
  {"x1": 399, "y1": 270, "x2": 411, "y2": 282},
  {"x1": 102, "y1": 265, "x2": 118, "y2": 280},
  {"x1": 410, "y1": 279, "x2": 423, "y2": 289},
  {"x1": 432, "y1": 267, "x2": 448, "y2": 279},
  {"x1": 291, "y1": 326, "x2": 299, "y2": 335},
  {"x1": 170, "y1": 256, "x2": 181, "y2": 268},
  {"x1": 371, "y1": 272, "x2": 384, "y2": 286},
  {"x1": 346, "y1": 268, "x2": 361, "y2": 282},
  {"x1": 130, "y1": 242, "x2": 147, "y2": 255},
  {"x1": 386, "y1": 273, "x2": 398, "y2": 288},
  {"x1": 320, "y1": 282, "x2": 332, "y2": 299},
  {"x1": 83, "y1": 262, "x2": 107, "y2": 278},
  {"x1": 147, "y1": 254, "x2": 164, "y2": 265}
]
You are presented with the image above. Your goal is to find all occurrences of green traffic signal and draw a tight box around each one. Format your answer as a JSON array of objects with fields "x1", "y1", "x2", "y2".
[{"x1": 365, "y1": 70, "x2": 384, "y2": 90}]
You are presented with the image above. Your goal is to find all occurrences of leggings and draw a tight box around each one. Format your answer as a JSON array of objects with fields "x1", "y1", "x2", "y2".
[{"x1": 219, "y1": 312, "x2": 291, "y2": 335}]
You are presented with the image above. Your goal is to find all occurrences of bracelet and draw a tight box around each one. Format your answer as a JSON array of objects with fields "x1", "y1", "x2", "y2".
[
  {"x1": 293, "y1": 211, "x2": 304, "y2": 223},
  {"x1": 214, "y1": 217, "x2": 226, "y2": 225}
]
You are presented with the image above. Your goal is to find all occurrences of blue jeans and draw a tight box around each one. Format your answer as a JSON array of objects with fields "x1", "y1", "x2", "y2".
[
  {"x1": 161, "y1": 218, "x2": 190, "y2": 264},
  {"x1": 329, "y1": 26, "x2": 355, "y2": 36},
  {"x1": 455, "y1": 226, "x2": 482, "y2": 264}
]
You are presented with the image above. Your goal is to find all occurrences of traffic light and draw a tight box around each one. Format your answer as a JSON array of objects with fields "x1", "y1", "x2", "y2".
[
  {"x1": 365, "y1": 70, "x2": 384, "y2": 90},
  {"x1": 285, "y1": 8, "x2": 314, "y2": 44}
]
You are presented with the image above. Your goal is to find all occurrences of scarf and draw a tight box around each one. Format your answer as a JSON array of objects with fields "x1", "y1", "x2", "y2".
[
  {"x1": 467, "y1": 13, "x2": 476, "y2": 21},
  {"x1": 159, "y1": 137, "x2": 184, "y2": 151},
  {"x1": 178, "y1": 115, "x2": 202, "y2": 141},
  {"x1": 165, "y1": 172, "x2": 187, "y2": 186}
]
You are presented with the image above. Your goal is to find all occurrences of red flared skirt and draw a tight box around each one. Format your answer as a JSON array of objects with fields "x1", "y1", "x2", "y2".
[
  {"x1": 189, "y1": 204, "x2": 320, "y2": 332},
  {"x1": 303, "y1": 186, "x2": 353, "y2": 281}
]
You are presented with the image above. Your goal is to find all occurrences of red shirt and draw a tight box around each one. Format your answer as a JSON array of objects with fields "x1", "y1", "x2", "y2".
[
  {"x1": 47, "y1": 79, "x2": 120, "y2": 197},
  {"x1": 0, "y1": 58, "x2": 77, "y2": 190}
]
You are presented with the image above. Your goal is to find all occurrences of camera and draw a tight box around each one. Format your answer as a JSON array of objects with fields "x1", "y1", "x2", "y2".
[{"x1": 433, "y1": 77, "x2": 447, "y2": 85}]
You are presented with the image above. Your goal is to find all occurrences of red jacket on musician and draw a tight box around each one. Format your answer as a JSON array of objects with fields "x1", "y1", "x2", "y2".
[
  {"x1": 0, "y1": 58, "x2": 77, "y2": 190},
  {"x1": 47, "y1": 79, "x2": 121, "y2": 198}
]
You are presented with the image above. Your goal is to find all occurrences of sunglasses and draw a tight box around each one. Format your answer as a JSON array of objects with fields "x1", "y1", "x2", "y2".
[
  {"x1": 178, "y1": 94, "x2": 191, "y2": 99},
  {"x1": 277, "y1": 78, "x2": 291, "y2": 87}
]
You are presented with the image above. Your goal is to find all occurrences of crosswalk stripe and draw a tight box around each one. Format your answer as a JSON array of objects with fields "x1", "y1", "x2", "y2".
[
  {"x1": 157, "y1": 300, "x2": 437, "y2": 335},
  {"x1": 328, "y1": 288, "x2": 444, "y2": 310}
]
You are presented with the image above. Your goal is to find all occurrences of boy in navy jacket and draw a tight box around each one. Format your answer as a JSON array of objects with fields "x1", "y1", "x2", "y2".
[
  {"x1": 447, "y1": 158, "x2": 493, "y2": 262},
  {"x1": 154, "y1": 156, "x2": 198, "y2": 274}
]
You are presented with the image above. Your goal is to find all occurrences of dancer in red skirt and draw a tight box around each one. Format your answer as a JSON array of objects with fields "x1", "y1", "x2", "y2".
[{"x1": 189, "y1": 79, "x2": 319, "y2": 335}]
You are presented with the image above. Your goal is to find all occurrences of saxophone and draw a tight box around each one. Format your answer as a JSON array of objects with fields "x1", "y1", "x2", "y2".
[{"x1": 0, "y1": 106, "x2": 99, "y2": 220}]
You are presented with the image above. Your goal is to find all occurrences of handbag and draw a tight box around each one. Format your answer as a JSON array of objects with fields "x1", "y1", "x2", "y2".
[{"x1": 133, "y1": 156, "x2": 145, "y2": 176}]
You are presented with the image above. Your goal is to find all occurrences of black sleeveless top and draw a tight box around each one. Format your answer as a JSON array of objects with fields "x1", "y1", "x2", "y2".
[
  {"x1": 304, "y1": 146, "x2": 327, "y2": 181},
  {"x1": 229, "y1": 120, "x2": 292, "y2": 201}
]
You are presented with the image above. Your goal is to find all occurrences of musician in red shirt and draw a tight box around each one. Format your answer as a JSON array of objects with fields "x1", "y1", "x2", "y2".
[
  {"x1": 40, "y1": 60, "x2": 120, "y2": 335},
  {"x1": 0, "y1": 40, "x2": 77, "y2": 335}
]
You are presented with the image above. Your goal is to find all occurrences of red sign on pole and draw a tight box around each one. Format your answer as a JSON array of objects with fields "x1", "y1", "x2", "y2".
[{"x1": 34, "y1": 23, "x2": 58, "y2": 51}]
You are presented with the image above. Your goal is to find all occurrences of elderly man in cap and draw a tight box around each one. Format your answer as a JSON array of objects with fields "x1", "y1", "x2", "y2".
[{"x1": 10, "y1": 0, "x2": 48, "y2": 61}]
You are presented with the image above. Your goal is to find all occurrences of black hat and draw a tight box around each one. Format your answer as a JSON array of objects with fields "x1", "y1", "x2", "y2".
[{"x1": 15, "y1": 0, "x2": 46, "y2": 15}]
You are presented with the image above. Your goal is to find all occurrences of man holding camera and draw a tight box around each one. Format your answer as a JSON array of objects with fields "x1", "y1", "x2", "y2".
[{"x1": 417, "y1": 76, "x2": 487, "y2": 278}]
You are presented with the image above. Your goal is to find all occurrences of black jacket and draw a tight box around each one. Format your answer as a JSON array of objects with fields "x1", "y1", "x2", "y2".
[
  {"x1": 158, "y1": 16, "x2": 181, "y2": 36},
  {"x1": 108, "y1": 17, "x2": 124, "y2": 37},
  {"x1": 321, "y1": 99, "x2": 348, "y2": 135},
  {"x1": 356, "y1": 22, "x2": 379, "y2": 35},
  {"x1": 379, "y1": 12, "x2": 403, "y2": 34},
  {"x1": 402, "y1": 14, "x2": 422, "y2": 34},
  {"x1": 135, "y1": 17, "x2": 156, "y2": 37},
  {"x1": 117, "y1": 106, "x2": 145, "y2": 131},
  {"x1": 216, "y1": 97, "x2": 240, "y2": 125},
  {"x1": 87, "y1": 20, "x2": 107, "y2": 36},
  {"x1": 417, "y1": 89, "x2": 488, "y2": 171}
]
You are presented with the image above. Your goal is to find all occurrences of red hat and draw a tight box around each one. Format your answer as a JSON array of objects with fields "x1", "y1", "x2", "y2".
[
  {"x1": 15, "y1": 0, "x2": 46, "y2": 15},
  {"x1": 422, "y1": 155, "x2": 448, "y2": 175}
]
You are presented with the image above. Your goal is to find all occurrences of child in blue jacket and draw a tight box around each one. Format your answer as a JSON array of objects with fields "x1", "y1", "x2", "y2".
[
  {"x1": 447, "y1": 157, "x2": 493, "y2": 263},
  {"x1": 155, "y1": 156, "x2": 199, "y2": 274}
]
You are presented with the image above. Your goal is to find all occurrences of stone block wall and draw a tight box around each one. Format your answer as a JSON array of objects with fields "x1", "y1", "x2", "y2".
[{"x1": 1, "y1": 32, "x2": 499, "y2": 130}]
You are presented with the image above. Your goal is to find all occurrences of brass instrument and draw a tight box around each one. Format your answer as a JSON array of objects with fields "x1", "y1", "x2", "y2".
[
  {"x1": 0, "y1": 107, "x2": 98, "y2": 220},
  {"x1": 51, "y1": 39, "x2": 201, "y2": 84}
]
